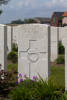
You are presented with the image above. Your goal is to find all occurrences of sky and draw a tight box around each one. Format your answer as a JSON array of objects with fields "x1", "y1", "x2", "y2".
[{"x1": 0, "y1": 0, "x2": 67, "y2": 24}]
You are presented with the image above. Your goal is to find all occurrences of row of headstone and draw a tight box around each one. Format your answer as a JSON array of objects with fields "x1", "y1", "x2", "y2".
[
  {"x1": 6, "y1": 25, "x2": 19, "y2": 53},
  {"x1": 7, "y1": 25, "x2": 59, "y2": 62},
  {"x1": 0, "y1": 24, "x2": 19, "y2": 70},
  {"x1": 0, "y1": 24, "x2": 67, "y2": 89},
  {"x1": 0, "y1": 24, "x2": 58, "y2": 62},
  {"x1": 0, "y1": 24, "x2": 63, "y2": 70},
  {"x1": 17, "y1": 24, "x2": 67, "y2": 90}
]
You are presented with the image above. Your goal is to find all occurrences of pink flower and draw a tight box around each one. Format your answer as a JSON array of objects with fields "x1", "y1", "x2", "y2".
[
  {"x1": 33, "y1": 76, "x2": 38, "y2": 81},
  {"x1": 18, "y1": 78, "x2": 23, "y2": 83},
  {"x1": 19, "y1": 73, "x2": 22, "y2": 77},
  {"x1": 24, "y1": 74, "x2": 27, "y2": 79}
]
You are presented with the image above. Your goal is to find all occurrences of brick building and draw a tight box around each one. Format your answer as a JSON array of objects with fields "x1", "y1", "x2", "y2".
[{"x1": 51, "y1": 12, "x2": 64, "y2": 27}]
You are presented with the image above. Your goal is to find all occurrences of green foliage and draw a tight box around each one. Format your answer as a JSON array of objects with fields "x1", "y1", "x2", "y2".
[
  {"x1": 24, "y1": 18, "x2": 36, "y2": 23},
  {"x1": 8, "y1": 51, "x2": 18, "y2": 63},
  {"x1": 11, "y1": 19, "x2": 24, "y2": 24},
  {"x1": 9, "y1": 79, "x2": 40, "y2": 100},
  {"x1": 0, "y1": 0, "x2": 10, "y2": 15},
  {"x1": 8, "y1": 65, "x2": 65, "y2": 100},
  {"x1": 58, "y1": 41, "x2": 65, "y2": 54},
  {"x1": 61, "y1": 92, "x2": 67, "y2": 100},
  {"x1": 56, "y1": 55, "x2": 65, "y2": 64},
  {"x1": 12, "y1": 43, "x2": 18, "y2": 52},
  {"x1": 0, "y1": 0, "x2": 10, "y2": 5},
  {"x1": 0, "y1": 10, "x2": 2, "y2": 14},
  {"x1": 9, "y1": 77, "x2": 63, "y2": 100},
  {"x1": 8, "y1": 63, "x2": 18, "y2": 72},
  {"x1": 7, "y1": 63, "x2": 65, "y2": 90},
  {"x1": 8, "y1": 43, "x2": 18, "y2": 63},
  {"x1": 0, "y1": 69, "x2": 17, "y2": 96},
  {"x1": 51, "y1": 66, "x2": 65, "y2": 90},
  {"x1": 59, "y1": 16, "x2": 64, "y2": 20}
]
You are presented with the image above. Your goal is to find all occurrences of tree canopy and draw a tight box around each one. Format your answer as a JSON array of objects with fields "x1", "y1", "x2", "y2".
[
  {"x1": 0, "y1": 0, "x2": 10, "y2": 5},
  {"x1": 0, "y1": 0, "x2": 10, "y2": 14},
  {"x1": 24, "y1": 18, "x2": 36, "y2": 23},
  {"x1": 11, "y1": 19, "x2": 24, "y2": 24}
]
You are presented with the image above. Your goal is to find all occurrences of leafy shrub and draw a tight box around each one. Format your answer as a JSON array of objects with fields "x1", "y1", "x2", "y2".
[
  {"x1": 61, "y1": 92, "x2": 67, "y2": 100},
  {"x1": 12, "y1": 43, "x2": 18, "y2": 52},
  {"x1": 9, "y1": 76, "x2": 62, "y2": 100},
  {"x1": 58, "y1": 41, "x2": 65, "y2": 54},
  {"x1": 8, "y1": 51, "x2": 18, "y2": 63},
  {"x1": 0, "y1": 69, "x2": 17, "y2": 96},
  {"x1": 56, "y1": 55, "x2": 65, "y2": 64}
]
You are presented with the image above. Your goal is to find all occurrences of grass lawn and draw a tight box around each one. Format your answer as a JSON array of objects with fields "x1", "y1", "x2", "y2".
[
  {"x1": 7, "y1": 63, "x2": 65, "y2": 89},
  {"x1": 8, "y1": 63, "x2": 18, "y2": 72},
  {"x1": 51, "y1": 65, "x2": 65, "y2": 89}
]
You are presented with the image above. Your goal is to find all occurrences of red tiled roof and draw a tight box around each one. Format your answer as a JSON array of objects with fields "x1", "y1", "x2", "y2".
[{"x1": 62, "y1": 12, "x2": 67, "y2": 16}]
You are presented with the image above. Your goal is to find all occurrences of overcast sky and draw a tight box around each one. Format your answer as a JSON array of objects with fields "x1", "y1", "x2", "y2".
[{"x1": 0, "y1": 0, "x2": 67, "y2": 24}]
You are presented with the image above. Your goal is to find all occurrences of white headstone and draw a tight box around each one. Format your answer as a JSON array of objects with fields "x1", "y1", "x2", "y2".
[
  {"x1": 0, "y1": 24, "x2": 7, "y2": 70},
  {"x1": 60, "y1": 27, "x2": 67, "y2": 90},
  {"x1": 7, "y1": 26, "x2": 12, "y2": 53},
  {"x1": 51, "y1": 27, "x2": 59, "y2": 62},
  {"x1": 18, "y1": 24, "x2": 50, "y2": 80},
  {"x1": 13, "y1": 26, "x2": 19, "y2": 44}
]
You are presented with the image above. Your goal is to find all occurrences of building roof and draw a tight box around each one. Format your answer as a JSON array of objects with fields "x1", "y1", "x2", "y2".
[
  {"x1": 62, "y1": 12, "x2": 67, "y2": 17},
  {"x1": 54, "y1": 12, "x2": 64, "y2": 18}
]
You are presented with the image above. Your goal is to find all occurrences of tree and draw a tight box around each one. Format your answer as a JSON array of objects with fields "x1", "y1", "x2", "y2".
[
  {"x1": 11, "y1": 19, "x2": 24, "y2": 24},
  {"x1": 24, "y1": 18, "x2": 36, "y2": 24},
  {"x1": 0, "y1": 0, "x2": 10, "y2": 14},
  {"x1": 0, "y1": 0, "x2": 9, "y2": 5}
]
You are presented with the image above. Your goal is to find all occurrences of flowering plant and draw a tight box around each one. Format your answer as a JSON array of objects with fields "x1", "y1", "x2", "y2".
[
  {"x1": 9, "y1": 75, "x2": 63, "y2": 100},
  {"x1": 18, "y1": 73, "x2": 38, "y2": 84},
  {"x1": 0, "y1": 65, "x2": 17, "y2": 95}
]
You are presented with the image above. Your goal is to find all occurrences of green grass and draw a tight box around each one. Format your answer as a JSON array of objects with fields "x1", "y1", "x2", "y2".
[
  {"x1": 8, "y1": 63, "x2": 18, "y2": 84},
  {"x1": 8, "y1": 63, "x2": 18, "y2": 72},
  {"x1": 7, "y1": 63, "x2": 65, "y2": 89},
  {"x1": 51, "y1": 66, "x2": 65, "y2": 89}
]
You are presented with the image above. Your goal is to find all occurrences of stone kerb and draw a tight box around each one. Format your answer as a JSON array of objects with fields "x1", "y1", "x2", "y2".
[
  {"x1": 0, "y1": 24, "x2": 7, "y2": 70},
  {"x1": 51, "y1": 26, "x2": 59, "y2": 62},
  {"x1": 18, "y1": 24, "x2": 50, "y2": 80}
]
